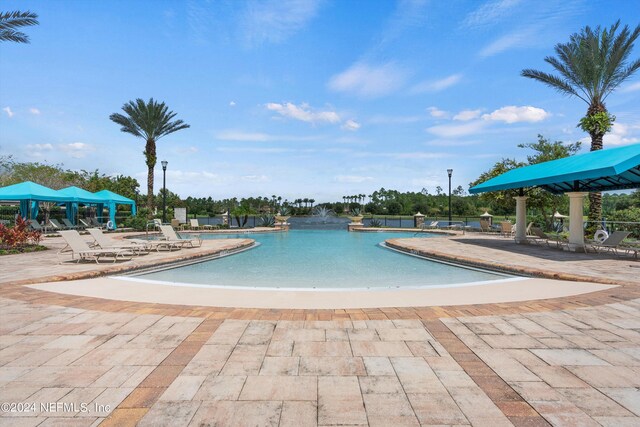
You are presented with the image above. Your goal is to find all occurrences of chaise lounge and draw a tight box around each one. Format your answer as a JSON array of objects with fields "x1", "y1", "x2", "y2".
[{"x1": 57, "y1": 230, "x2": 134, "y2": 263}]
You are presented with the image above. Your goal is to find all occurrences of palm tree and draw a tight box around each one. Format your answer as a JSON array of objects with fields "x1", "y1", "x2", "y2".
[
  {"x1": 309, "y1": 198, "x2": 315, "y2": 209},
  {"x1": 0, "y1": 11, "x2": 39, "y2": 43},
  {"x1": 110, "y1": 98, "x2": 190, "y2": 210},
  {"x1": 522, "y1": 21, "x2": 640, "y2": 228}
]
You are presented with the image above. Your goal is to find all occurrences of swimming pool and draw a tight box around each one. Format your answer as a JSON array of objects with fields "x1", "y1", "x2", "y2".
[{"x1": 128, "y1": 230, "x2": 516, "y2": 289}]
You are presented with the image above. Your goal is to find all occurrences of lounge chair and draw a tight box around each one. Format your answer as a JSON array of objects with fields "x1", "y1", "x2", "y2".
[
  {"x1": 86, "y1": 228, "x2": 150, "y2": 255},
  {"x1": 587, "y1": 231, "x2": 632, "y2": 256},
  {"x1": 420, "y1": 221, "x2": 439, "y2": 230},
  {"x1": 78, "y1": 218, "x2": 92, "y2": 229},
  {"x1": 189, "y1": 218, "x2": 201, "y2": 230},
  {"x1": 49, "y1": 218, "x2": 67, "y2": 230},
  {"x1": 530, "y1": 227, "x2": 567, "y2": 249},
  {"x1": 159, "y1": 225, "x2": 202, "y2": 248},
  {"x1": 57, "y1": 230, "x2": 134, "y2": 263},
  {"x1": 61, "y1": 218, "x2": 79, "y2": 229},
  {"x1": 29, "y1": 220, "x2": 47, "y2": 233},
  {"x1": 479, "y1": 220, "x2": 492, "y2": 232},
  {"x1": 525, "y1": 222, "x2": 534, "y2": 236},
  {"x1": 499, "y1": 221, "x2": 513, "y2": 237},
  {"x1": 89, "y1": 217, "x2": 107, "y2": 229}
]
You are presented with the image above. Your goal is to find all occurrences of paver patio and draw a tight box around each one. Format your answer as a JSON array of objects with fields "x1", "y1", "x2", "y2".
[{"x1": 0, "y1": 231, "x2": 639, "y2": 426}]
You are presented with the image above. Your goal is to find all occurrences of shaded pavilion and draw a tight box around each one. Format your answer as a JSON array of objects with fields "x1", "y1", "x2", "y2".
[
  {"x1": 57, "y1": 186, "x2": 106, "y2": 225},
  {"x1": 0, "y1": 181, "x2": 68, "y2": 220},
  {"x1": 93, "y1": 189, "x2": 137, "y2": 229},
  {"x1": 469, "y1": 143, "x2": 640, "y2": 251}
]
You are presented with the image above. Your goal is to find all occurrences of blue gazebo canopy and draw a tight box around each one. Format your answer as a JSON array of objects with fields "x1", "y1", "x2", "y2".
[
  {"x1": 470, "y1": 143, "x2": 640, "y2": 195},
  {"x1": 93, "y1": 190, "x2": 137, "y2": 229},
  {"x1": 0, "y1": 181, "x2": 67, "y2": 202},
  {"x1": 0, "y1": 181, "x2": 69, "y2": 219},
  {"x1": 58, "y1": 186, "x2": 105, "y2": 204}
]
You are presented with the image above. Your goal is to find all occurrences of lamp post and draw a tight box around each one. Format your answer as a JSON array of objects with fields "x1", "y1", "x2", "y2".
[
  {"x1": 161, "y1": 160, "x2": 168, "y2": 224},
  {"x1": 447, "y1": 168, "x2": 453, "y2": 225}
]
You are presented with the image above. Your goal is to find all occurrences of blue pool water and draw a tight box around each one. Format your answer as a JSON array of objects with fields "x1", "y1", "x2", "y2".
[{"x1": 132, "y1": 230, "x2": 513, "y2": 289}]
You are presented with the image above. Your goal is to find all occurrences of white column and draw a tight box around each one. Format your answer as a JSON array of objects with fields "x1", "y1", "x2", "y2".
[
  {"x1": 567, "y1": 192, "x2": 588, "y2": 251},
  {"x1": 514, "y1": 196, "x2": 528, "y2": 243}
]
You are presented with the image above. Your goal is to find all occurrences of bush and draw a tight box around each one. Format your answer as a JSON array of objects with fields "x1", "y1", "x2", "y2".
[
  {"x1": 0, "y1": 216, "x2": 42, "y2": 249},
  {"x1": 369, "y1": 218, "x2": 383, "y2": 228}
]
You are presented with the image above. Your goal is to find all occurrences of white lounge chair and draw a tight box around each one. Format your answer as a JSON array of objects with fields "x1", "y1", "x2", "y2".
[
  {"x1": 189, "y1": 218, "x2": 201, "y2": 230},
  {"x1": 86, "y1": 228, "x2": 150, "y2": 255},
  {"x1": 159, "y1": 225, "x2": 202, "y2": 248},
  {"x1": 587, "y1": 231, "x2": 632, "y2": 256},
  {"x1": 57, "y1": 230, "x2": 134, "y2": 263}
]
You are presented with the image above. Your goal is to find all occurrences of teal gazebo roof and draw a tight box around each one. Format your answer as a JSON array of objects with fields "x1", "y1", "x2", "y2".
[
  {"x1": 93, "y1": 189, "x2": 135, "y2": 205},
  {"x1": 469, "y1": 144, "x2": 640, "y2": 195},
  {"x1": 58, "y1": 186, "x2": 105, "y2": 203},
  {"x1": 0, "y1": 181, "x2": 68, "y2": 202}
]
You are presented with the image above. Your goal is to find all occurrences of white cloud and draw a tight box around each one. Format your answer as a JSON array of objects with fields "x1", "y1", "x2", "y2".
[
  {"x1": 453, "y1": 109, "x2": 482, "y2": 121},
  {"x1": 335, "y1": 175, "x2": 374, "y2": 183},
  {"x1": 327, "y1": 62, "x2": 408, "y2": 97},
  {"x1": 602, "y1": 122, "x2": 640, "y2": 146},
  {"x1": 27, "y1": 143, "x2": 53, "y2": 151},
  {"x1": 29, "y1": 108, "x2": 41, "y2": 115},
  {"x1": 411, "y1": 74, "x2": 463, "y2": 93},
  {"x1": 59, "y1": 142, "x2": 94, "y2": 158},
  {"x1": 216, "y1": 130, "x2": 272, "y2": 141},
  {"x1": 391, "y1": 152, "x2": 450, "y2": 159},
  {"x1": 621, "y1": 81, "x2": 640, "y2": 93},
  {"x1": 462, "y1": 0, "x2": 522, "y2": 29},
  {"x1": 2, "y1": 107, "x2": 13, "y2": 118},
  {"x1": 482, "y1": 105, "x2": 549, "y2": 123},
  {"x1": 341, "y1": 119, "x2": 361, "y2": 131},
  {"x1": 266, "y1": 102, "x2": 340, "y2": 124},
  {"x1": 229, "y1": 101, "x2": 236, "y2": 107},
  {"x1": 427, "y1": 107, "x2": 449, "y2": 118},
  {"x1": 241, "y1": 175, "x2": 269, "y2": 182},
  {"x1": 165, "y1": 170, "x2": 223, "y2": 185},
  {"x1": 241, "y1": 0, "x2": 322, "y2": 46},
  {"x1": 479, "y1": 29, "x2": 535, "y2": 57},
  {"x1": 427, "y1": 121, "x2": 488, "y2": 138},
  {"x1": 368, "y1": 114, "x2": 422, "y2": 124}
]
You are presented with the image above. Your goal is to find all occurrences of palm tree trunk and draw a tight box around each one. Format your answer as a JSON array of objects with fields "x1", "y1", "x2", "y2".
[
  {"x1": 586, "y1": 130, "x2": 604, "y2": 235},
  {"x1": 145, "y1": 139, "x2": 157, "y2": 211}
]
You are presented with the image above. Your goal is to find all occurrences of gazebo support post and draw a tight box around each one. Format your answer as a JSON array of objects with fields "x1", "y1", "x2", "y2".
[
  {"x1": 566, "y1": 192, "x2": 587, "y2": 251},
  {"x1": 514, "y1": 194, "x2": 528, "y2": 243}
]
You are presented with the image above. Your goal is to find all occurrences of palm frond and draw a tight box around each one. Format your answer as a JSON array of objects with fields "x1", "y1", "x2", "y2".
[
  {"x1": 0, "y1": 11, "x2": 39, "y2": 44},
  {"x1": 0, "y1": 11, "x2": 39, "y2": 30},
  {"x1": 522, "y1": 20, "x2": 640, "y2": 111},
  {"x1": 521, "y1": 69, "x2": 588, "y2": 103},
  {"x1": 0, "y1": 29, "x2": 29, "y2": 43}
]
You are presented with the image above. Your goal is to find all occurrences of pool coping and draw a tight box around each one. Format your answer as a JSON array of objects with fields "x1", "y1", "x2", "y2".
[{"x1": 384, "y1": 238, "x2": 630, "y2": 287}]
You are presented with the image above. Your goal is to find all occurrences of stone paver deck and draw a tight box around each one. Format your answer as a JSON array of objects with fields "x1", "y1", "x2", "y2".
[{"x1": 0, "y1": 230, "x2": 638, "y2": 426}]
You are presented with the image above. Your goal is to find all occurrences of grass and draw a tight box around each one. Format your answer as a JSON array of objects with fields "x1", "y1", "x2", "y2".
[{"x1": 0, "y1": 245, "x2": 48, "y2": 256}]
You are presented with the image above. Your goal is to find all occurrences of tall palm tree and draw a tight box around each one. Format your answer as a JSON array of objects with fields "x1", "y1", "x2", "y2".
[
  {"x1": 0, "y1": 11, "x2": 39, "y2": 43},
  {"x1": 110, "y1": 98, "x2": 190, "y2": 210},
  {"x1": 522, "y1": 21, "x2": 640, "y2": 228}
]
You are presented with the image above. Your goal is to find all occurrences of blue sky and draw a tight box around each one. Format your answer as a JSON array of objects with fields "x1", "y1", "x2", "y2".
[{"x1": 1, "y1": 0, "x2": 639, "y2": 202}]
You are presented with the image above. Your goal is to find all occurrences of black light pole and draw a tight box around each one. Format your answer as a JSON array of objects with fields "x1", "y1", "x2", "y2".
[
  {"x1": 447, "y1": 168, "x2": 453, "y2": 225},
  {"x1": 161, "y1": 160, "x2": 168, "y2": 224}
]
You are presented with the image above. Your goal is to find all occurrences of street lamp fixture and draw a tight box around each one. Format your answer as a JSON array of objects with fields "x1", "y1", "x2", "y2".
[
  {"x1": 161, "y1": 160, "x2": 168, "y2": 224},
  {"x1": 447, "y1": 168, "x2": 453, "y2": 225}
]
